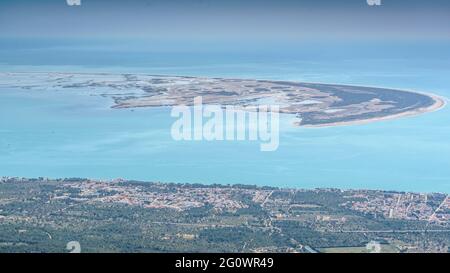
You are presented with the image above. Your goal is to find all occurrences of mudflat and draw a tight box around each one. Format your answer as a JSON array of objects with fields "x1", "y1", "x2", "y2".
[{"x1": 0, "y1": 72, "x2": 445, "y2": 126}]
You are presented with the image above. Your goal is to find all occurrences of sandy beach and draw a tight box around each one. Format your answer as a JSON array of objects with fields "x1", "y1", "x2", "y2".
[{"x1": 300, "y1": 93, "x2": 447, "y2": 128}]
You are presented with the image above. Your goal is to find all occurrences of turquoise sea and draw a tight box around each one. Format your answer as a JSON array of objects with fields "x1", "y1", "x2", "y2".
[{"x1": 0, "y1": 44, "x2": 449, "y2": 193}]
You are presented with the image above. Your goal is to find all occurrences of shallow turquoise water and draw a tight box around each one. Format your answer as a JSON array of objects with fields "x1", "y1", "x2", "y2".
[{"x1": 1, "y1": 56, "x2": 449, "y2": 193}]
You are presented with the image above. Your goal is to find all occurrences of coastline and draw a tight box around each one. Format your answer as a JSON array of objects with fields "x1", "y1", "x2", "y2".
[
  {"x1": 2, "y1": 176, "x2": 449, "y2": 195},
  {"x1": 3, "y1": 71, "x2": 446, "y2": 129},
  {"x1": 299, "y1": 93, "x2": 447, "y2": 128}
]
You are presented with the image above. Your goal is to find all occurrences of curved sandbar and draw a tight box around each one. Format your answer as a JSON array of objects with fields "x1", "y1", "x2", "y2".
[
  {"x1": 300, "y1": 92, "x2": 446, "y2": 127},
  {"x1": 275, "y1": 82, "x2": 447, "y2": 127},
  {"x1": 0, "y1": 72, "x2": 446, "y2": 127}
]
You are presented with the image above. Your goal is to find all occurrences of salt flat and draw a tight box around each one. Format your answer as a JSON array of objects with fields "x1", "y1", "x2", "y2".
[{"x1": 0, "y1": 72, "x2": 444, "y2": 127}]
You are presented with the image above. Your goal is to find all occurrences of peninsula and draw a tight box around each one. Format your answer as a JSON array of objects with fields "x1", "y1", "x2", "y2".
[{"x1": 0, "y1": 72, "x2": 445, "y2": 127}]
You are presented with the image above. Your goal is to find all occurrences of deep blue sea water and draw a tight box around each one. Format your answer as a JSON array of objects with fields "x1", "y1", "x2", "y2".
[{"x1": 0, "y1": 43, "x2": 449, "y2": 193}]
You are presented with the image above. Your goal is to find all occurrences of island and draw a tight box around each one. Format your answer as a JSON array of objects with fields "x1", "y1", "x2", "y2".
[{"x1": 0, "y1": 72, "x2": 445, "y2": 127}]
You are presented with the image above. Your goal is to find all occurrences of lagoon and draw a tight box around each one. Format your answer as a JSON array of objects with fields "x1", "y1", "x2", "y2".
[{"x1": 0, "y1": 51, "x2": 449, "y2": 193}]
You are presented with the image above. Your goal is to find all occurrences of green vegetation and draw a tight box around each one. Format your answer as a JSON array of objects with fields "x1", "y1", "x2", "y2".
[{"x1": 0, "y1": 178, "x2": 448, "y2": 253}]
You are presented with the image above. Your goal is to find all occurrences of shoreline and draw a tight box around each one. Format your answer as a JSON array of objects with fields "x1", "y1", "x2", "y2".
[
  {"x1": 2, "y1": 176, "x2": 449, "y2": 195},
  {"x1": 300, "y1": 93, "x2": 447, "y2": 128},
  {"x1": 2, "y1": 71, "x2": 447, "y2": 128}
]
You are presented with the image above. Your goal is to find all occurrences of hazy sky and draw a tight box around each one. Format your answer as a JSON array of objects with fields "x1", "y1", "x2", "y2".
[{"x1": 1, "y1": 0, "x2": 449, "y2": 43}]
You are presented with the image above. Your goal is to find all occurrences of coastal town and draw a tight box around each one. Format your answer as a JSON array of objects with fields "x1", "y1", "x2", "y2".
[{"x1": 1, "y1": 177, "x2": 448, "y2": 253}]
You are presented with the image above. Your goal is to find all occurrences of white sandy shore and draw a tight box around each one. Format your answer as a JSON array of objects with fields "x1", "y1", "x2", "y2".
[
  {"x1": 300, "y1": 93, "x2": 447, "y2": 128},
  {"x1": 3, "y1": 72, "x2": 446, "y2": 128}
]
